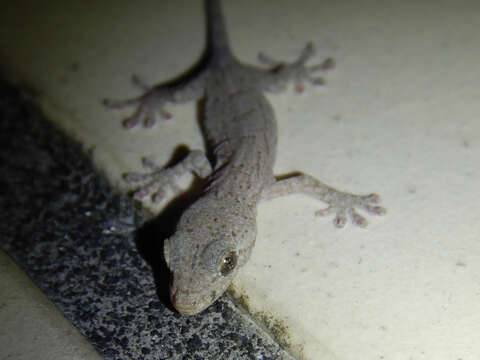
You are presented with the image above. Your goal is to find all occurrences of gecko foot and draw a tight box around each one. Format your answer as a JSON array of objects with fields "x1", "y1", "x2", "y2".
[
  {"x1": 124, "y1": 151, "x2": 212, "y2": 202},
  {"x1": 258, "y1": 42, "x2": 335, "y2": 93},
  {"x1": 315, "y1": 193, "x2": 386, "y2": 228},
  {"x1": 103, "y1": 78, "x2": 173, "y2": 129}
]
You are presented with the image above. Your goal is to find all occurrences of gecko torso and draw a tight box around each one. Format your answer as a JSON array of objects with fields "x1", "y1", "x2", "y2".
[{"x1": 105, "y1": 0, "x2": 385, "y2": 315}]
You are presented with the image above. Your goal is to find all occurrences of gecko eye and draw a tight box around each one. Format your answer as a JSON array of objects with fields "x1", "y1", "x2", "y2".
[
  {"x1": 201, "y1": 239, "x2": 238, "y2": 276},
  {"x1": 220, "y1": 251, "x2": 237, "y2": 276}
]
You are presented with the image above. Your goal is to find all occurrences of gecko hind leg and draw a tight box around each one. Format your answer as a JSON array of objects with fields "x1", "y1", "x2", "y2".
[
  {"x1": 124, "y1": 150, "x2": 212, "y2": 203},
  {"x1": 258, "y1": 42, "x2": 335, "y2": 94},
  {"x1": 262, "y1": 173, "x2": 386, "y2": 228}
]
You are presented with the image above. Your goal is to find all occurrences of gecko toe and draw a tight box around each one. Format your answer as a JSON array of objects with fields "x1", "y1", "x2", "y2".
[
  {"x1": 141, "y1": 156, "x2": 160, "y2": 170},
  {"x1": 161, "y1": 110, "x2": 173, "y2": 120},
  {"x1": 360, "y1": 194, "x2": 387, "y2": 216},
  {"x1": 152, "y1": 188, "x2": 167, "y2": 203},
  {"x1": 132, "y1": 187, "x2": 151, "y2": 199},
  {"x1": 295, "y1": 83, "x2": 305, "y2": 93},
  {"x1": 349, "y1": 209, "x2": 368, "y2": 228},
  {"x1": 315, "y1": 205, "x2": 335, "y2": 217},
  {"x1": 131, "y1": 74, "x2": 151, "y2": 91},
  {"x1": 362, "y1": 193, "x2": 381, "y2": 203},
  {"x1": 257, "y1": 51, "x2": 282, "y2": 67},
  {"x1": 133, "y1": 182, "x2": 163, "y2": 200},
  {"x1": 299, "y1": 42, "x2": 315, "y2": 62},
  {"x1": 364, "y1": 204, "x2": 387, "y2": 216},
  {"x1": 333, "y1": 213, "x2": 347, "y2": 228},
  {"x1": 319, "y1": 57, "x2": 335, "y2": 71},
  {"x1": 317, "y1": 206, "x2": 348, "y2": 228},
  {"x1": 102, "y1": 98, "x2": 123, "y2": 109},
  {"x1": 123, "y1": 171, "x2": 148, "y2": 184},
  {"x1": 122, "y1": 112, "x2": 142, "y2": 129},
  {"x1": 310, "y1": 77, "x2": 326, "y2": 86},
  {"x1": 143, "y1": 114, "x2": 157, "y2": 128}
]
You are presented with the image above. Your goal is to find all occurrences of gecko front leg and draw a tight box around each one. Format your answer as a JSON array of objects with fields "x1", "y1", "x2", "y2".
[
  {"x1": 103, "y1": 64, "x2": 209, "y2": 129},
  {"x1": 262, "y1": 173, "x2": 386, "y2": 228},
  {"x1": 124, "y1": 150, "x2": 212, "y2": 203}
]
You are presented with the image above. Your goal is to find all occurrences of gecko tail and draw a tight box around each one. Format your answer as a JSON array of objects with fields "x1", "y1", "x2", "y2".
[{"x1": 205, "y1": 0, "x2": 233, "y2": 64}]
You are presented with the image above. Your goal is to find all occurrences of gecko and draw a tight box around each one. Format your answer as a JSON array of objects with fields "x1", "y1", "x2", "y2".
[{"x1": 104, "y1": 0, "x2": 386, "y2": 316}]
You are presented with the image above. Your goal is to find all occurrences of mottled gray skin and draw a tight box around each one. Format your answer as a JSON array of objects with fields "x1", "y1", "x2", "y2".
[
  {"x1": 165, "y1": 67, "x2": 279, "y2": 314},
  {"x1": 105, "y1": 0, "x2": 386, "y2": 315}
]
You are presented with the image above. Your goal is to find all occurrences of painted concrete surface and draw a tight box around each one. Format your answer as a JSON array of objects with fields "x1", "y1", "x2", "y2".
[
  {"x1": 0, "y1": 83, "x2": 293, "y2": 359},
  {"x1": 1, "y1": 0, "x2": 479, "y2": 359},
  {"x1": 0, "y1": 250, "x2": 102, "y2": 360}
]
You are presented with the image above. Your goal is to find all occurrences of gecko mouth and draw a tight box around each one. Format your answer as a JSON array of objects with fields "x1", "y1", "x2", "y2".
[
  {"x1": 171, "y1": 290, "x2": 209, "y2": 316},
  {"x1": 170, "y1": 286, "x2": 210, "y2": 316},
  {"x1": 170, "y1": 284, "x2": 219, "y2": 316}
]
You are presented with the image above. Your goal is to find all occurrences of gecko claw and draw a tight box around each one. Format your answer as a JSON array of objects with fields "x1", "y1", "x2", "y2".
[
  {"x1": 363, "y1": 193, "x2": 380, "y2": 202},
  {"x1": 310, "y1": 77, "x2": 326, "y2": 86},
  {"x1": 320, "y1": 57, "x2": 335, "y2": 71},
  {"x1": 333, "y1": 215, "x2": 347, "y2": 228},
  {"x1": 122, "y1": 114, "x2": 142, "y2": 129},
  {"x1": 132, "y1": 186, "x2": 153, "y2": 199},
  {"x1": 298, "y1": 42, "x2": 316, "y2": 63},
  {"x1": 367, "y1": 205, "x2": 387, "y2": 216},
  {"x1": 123, "y1": 172, "x2": 147, "y2": 183},
  {"x1": 360, "y1": 194, "x2": 387, "y2": 215},
  {"x1": 314, "y1": 206, "x2": 334, "y2": 217},
  {"x1": 152, "y1": 189, "x2": 167, "y2": 203},
  {"x1": 161, "y1": 110, "x2": 173, "y2": 120},
  {"x1": 131, "y1": 178, "x2": 165, "y2": 200},
  {"x1": 349, "y1": 209, "x2": 368, "y2": 228},
  {"x1": 257, "y1": 52, "x2": 283, "y2": 67},
  {"x1": 309, "y1": 57, "x2": 336, "y2": 73},
  {"x1": 316, "y1": 206, "x2": 348, "y2": 228},
  {"x1": 295, "y1": 83, "x2": 305, "y2": 93},
  {"x1": 143, "y1": 115, "x2": 156, "y2": 128},
  {"x1": 131, "y1": 74, "x2": 152, "y2": 91},
  {"x1": 141, "y1": 156, "x2": 158, "y2": 170}
]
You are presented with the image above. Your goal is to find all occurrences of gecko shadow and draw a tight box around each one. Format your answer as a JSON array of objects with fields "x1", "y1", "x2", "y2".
[{"x1": 133, "y1": 145, "x2": 208, "y2": 313}]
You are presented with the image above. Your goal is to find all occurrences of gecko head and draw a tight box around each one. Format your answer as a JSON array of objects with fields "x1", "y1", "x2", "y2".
[{"x1": 163, "y1": 198, "x2": 257, "y2": 315}]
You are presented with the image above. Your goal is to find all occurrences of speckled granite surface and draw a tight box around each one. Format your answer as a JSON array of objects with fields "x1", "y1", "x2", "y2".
[{"x1": 0, "y1": 79, "x2": 293, "y2": 360}]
